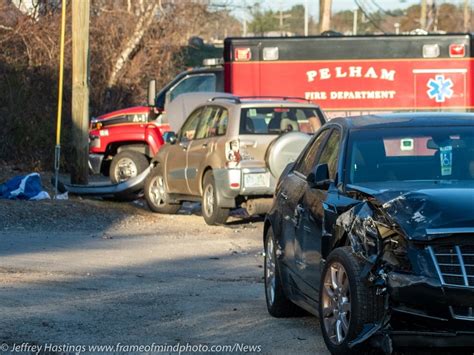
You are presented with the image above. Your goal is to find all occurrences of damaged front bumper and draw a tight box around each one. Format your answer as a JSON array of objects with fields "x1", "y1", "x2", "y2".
[
  {"x1": 52, "y1": 166, "x2": 150, "y2": 197},
  {"x1": 88, "y1": 153, "x2": 104, "y2": 175},
  {"x1": 349, "y1": 269, "x2": 474, "y2": 352},
  {"x1": 386, "y1": 271, "x2": 474, "y2": 348},
  {"x1": 335, "y1": 196, "x2": 474, "y2": 351}
]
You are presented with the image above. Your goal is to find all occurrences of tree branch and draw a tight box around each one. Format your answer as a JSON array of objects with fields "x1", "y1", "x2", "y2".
[{"x1": 107, "y1": 1, "x2": 159, "y2": 88}]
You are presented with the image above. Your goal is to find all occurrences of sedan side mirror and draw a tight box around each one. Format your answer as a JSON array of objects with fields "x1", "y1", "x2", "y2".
[
  {"x1": 148, "y1": 80, "x2": 156, "y2": 107},
  {"x1": 163, "y1": 131, "x2": 177, "y2": 145},
  {"x1": 307, "y1": 163, "x2": 332, "y2": 190}
]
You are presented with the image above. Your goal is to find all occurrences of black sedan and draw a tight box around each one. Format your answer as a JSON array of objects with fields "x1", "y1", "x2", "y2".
[{"x1": 264, "y1": 113, "x2": 474, "y2": 354}]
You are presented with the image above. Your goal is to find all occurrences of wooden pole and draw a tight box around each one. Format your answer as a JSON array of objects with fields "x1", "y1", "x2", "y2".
[
  {"x1": 319, "y1": 0, "x2": 332, "y2": 34},
  {"x1": 420, "y1": 0, "x2": 427, "y2": 30},
  {"x1": 304, "y1": 0, "x2": 309, "y2": 36},
  {"x1": 71, "y1": 0, "x2": 90, "y2": 185},
  {"x1": 464, "y1": 0, "x2": 471, "y2": 32}
]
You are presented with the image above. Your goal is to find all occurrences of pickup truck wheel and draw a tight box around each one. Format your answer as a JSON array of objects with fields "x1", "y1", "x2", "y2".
[
  {"x1": 110, "y1": 151, "x2": 149, "y2": 184},
  {"x1": 202, "y1": 171, "x2": 229, "y2": 225},
  {"x1": 320, "y1": 247, "x2": 384, "y2": 354},
  {"x1": 144, "y1": 166, "x2": 180, "y2": 214}
]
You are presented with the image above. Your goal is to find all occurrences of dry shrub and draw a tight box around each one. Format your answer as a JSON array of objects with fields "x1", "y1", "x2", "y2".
[{"x1": 0, "y1": 0, "x2": 230, "y2": 170}]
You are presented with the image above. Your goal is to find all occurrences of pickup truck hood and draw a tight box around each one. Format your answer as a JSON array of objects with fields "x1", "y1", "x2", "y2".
[{"x1": 348, "y1": 181, "x2": 474, "y2": 240}]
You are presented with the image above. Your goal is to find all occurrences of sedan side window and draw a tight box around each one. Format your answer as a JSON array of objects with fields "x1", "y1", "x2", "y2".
[
  {"x1": 178, "y1": 108, "x2": 203, "y2": 142},
  {"x1": 295, "y1": 129, "x2": 331, "y2": 176},
  {"x1": 316, "y1": 129, "x2": 341, "y2": 180}
]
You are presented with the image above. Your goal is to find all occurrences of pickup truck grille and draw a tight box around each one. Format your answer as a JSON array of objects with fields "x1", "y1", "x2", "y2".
[{"x1": 428, "y1": 245, "x2": 474, "y2": 288}]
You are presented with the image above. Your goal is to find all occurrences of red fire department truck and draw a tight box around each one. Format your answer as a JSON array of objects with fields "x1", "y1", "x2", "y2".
[
  {"x1": 225, "y1": 34, "x2": 473, "y2": 117},
  {"x1": 90, "y1": 34, "x2": 473, "y2": 184}
]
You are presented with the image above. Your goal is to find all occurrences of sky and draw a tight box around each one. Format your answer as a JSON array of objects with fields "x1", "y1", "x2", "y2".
[{"x1": 227, "y1": 0, "x2": 464, "y2": 20}]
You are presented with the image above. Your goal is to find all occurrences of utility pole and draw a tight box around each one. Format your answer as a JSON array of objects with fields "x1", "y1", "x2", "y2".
[
  {"x1": 420, "y1": 0, "x2": 427, "y2": 30},
  {"x1": 464, "y1": 0, "x2": 471, "y2": 32},
  {"x1": 319, "y1": 0, "x2": 332, "y2": 33},
  {"x1": 352, "y1": 8, "x2": 358, "y2": 35},
  {"x1": 275, "y1": 7, "x2": 291, "y2": 36},
  {"x1": 71, "y1": 0, "x2": 90, "y2": 185},
  {"x1": 304, "y1": 0, "x2": 309, "y2": 36}
]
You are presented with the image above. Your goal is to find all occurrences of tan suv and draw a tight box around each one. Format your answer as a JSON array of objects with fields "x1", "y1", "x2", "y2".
[{"x1": 144, "y1": 94, "x2": 326, "y2": 225}]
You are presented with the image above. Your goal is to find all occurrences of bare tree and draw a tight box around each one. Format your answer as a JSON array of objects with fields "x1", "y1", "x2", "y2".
[{"x1": 107, "y1": 0, "x2": 160, "y2": 88}]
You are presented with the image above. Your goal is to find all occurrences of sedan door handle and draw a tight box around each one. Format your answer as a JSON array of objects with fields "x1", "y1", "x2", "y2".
[{"x1": 294, "y1": 204, "x2": 305, "y2": 217}]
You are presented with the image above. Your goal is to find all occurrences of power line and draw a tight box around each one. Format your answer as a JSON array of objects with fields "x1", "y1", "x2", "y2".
[{"x1": 354, "y1": 0, "x2": 387, "y2": 33}]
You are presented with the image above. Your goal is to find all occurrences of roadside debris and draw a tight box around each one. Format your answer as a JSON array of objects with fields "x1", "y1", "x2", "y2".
[{"x1": 0, "y1": 173, "x2": 50, "y2": 200}]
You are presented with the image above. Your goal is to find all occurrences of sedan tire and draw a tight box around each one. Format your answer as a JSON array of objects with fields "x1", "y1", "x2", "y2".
[
  {"x1": 264, "y1": 228, "x2": 302, "y2": 318},
  {"x1": 320, "y1": 247, "x2": 384, "y2": 354}
]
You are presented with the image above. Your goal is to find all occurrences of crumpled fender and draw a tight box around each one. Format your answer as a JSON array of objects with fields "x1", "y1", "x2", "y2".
[{"x1": 334, "y1": 201, "x2": 381, "y2": 266}]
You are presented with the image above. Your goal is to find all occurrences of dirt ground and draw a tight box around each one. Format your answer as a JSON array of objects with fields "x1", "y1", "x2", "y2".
[{"x1": 0, "y1": 170, "x2": 327, "y2": 354}]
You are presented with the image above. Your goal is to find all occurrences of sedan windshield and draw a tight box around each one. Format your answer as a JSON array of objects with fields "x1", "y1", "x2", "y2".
[
  {"x1": 346, "y1": 126, "x2": 474, "y2": 184},
  {"x1": 240, "y1": 107, "x2": 324, "y2": 135}
]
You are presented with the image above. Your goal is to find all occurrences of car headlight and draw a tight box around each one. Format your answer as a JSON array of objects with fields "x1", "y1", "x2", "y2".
[{"x1": 376, "y1": 222, "x2": 410, "y2": 271}]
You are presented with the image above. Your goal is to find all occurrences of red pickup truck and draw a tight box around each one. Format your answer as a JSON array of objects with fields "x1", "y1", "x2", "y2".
[{"x1": 89, "y1": 65, "x2": 224, "y2": 183}]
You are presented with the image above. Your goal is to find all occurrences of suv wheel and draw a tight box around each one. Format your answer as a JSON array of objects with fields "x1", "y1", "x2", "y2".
[
  {"x1": 110, "y1": 151, "x2": 149, "y2": 184},
  {"x1": 202, "y1": 171, "x2": 229, "y2": 225},
  {"x1": 265, "y1": 228, "x2": 301, "y2": 317},
  {"x1": 144, "y1": 165, "x2": 180, "y2": 214},
  {"x1": 320, "y1": 247, "x2": 384, "y2": 354}
]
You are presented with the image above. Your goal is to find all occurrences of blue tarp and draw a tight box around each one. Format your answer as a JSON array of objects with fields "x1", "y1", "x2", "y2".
[{"x1": 0, "y1": 173, "x2": 50, "y2": 200}]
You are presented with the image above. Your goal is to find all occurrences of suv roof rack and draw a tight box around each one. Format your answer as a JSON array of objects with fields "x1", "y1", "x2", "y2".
[
  {"x1": 238, "y1": 96, "x2": 312, "y2": 103},
  {"x1": 208, "y1": 96, "x2": 314, "y2": 105},
  {"x1": 208, "y1": 96, "x2": 241, "y2": 104}
]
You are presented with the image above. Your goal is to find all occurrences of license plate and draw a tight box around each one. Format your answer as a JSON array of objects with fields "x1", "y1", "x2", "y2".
[{"x1": 244, "y1": 173, "x2": 268, "y2": 187}]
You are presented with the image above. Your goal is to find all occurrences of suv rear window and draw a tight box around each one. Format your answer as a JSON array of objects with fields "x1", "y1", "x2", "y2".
[{"x1": 240, "y1": 107, "x2": 324, "y2": 135}]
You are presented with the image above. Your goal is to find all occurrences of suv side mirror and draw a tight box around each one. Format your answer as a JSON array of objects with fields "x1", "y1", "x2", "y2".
[
  {"x1": 307, "y1": 163, "x2": 332, "y2": 190},
  {"x1": 148, "y1": 80, "x2": 156, "y2": 107},
  {"x1": 163, "y1": 131, "x2": 177, "y2": 145}
]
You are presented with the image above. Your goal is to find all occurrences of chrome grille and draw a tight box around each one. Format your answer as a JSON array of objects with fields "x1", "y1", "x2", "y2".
[{"x1": 428, "y1": 245, "x2": 474, "y2": 288}]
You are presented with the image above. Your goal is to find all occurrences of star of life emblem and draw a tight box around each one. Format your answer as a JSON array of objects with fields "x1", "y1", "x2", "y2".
[{"x1": 427, "y1": 75, "x2": 454, "y2": 103}]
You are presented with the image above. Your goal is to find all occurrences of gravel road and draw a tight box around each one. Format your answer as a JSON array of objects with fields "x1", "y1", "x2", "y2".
[{"x1": 0, "y1": 191, "x2": 327, "y2": 355}]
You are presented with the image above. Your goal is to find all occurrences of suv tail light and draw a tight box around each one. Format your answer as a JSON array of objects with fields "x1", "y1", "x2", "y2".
[{"x1": 226, "y1": 139, "x2": 241, "y2": 168}]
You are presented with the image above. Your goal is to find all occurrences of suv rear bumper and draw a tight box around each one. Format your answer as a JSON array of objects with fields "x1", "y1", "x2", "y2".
[{"x1": 213, "y1": 168, "x2": 276, "y2": 208}]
